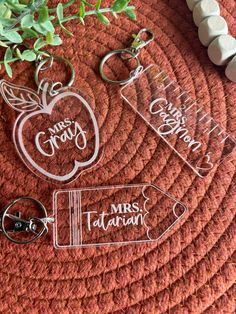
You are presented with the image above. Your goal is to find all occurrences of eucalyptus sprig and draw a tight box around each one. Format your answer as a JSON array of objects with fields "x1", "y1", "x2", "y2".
[{"x1": 0, "y1": 0, "x2": 136, "y2": 77}]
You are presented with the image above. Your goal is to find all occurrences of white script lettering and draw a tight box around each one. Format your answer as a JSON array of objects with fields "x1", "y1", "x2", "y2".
[{"x1": 35, "y1": 118, "x2": 87, "y2": 157}]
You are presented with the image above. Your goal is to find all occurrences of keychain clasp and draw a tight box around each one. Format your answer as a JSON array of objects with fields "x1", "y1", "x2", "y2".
[
  {"x1": 0, "y1": 197, "x2": 53, "y2": 244},
  {"x1": 34, "y1": 54, "x2": 75, "y2": 95},
  {"x1": 99, "y1": 28, "x2": 154, "y2": 85},
  {"x1": 130, "y1": 29, "x2": 154, "y2": 56}
]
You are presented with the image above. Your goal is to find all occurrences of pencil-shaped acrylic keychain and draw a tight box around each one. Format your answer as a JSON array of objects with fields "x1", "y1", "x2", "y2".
[{"x1": 0, "y1": 183, "x2": 187, "y2": 247}]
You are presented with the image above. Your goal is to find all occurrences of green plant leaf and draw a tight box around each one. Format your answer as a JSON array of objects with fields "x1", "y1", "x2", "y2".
[
  {"x1": 4, "y1": 47, "x2": 12, "y2": 61},
  {"x1": 0, "y1": 4, "x2": 5, "y2": 17},
  {"x1": 46, "y1": 31, "x2": 53, "y2": 44},
  {"x1": 112, "y1": 11, "x2": 118, "y2": 18},
  {"x1": 42, "y1": 20, "x2": 55, "y2": 32},
  {"x1": 56, "y1": 3, "x2": 63, "y2": 20},
  {"x1": 0, "y1": 4, "x2": 12, "y2": 19},
  {"x1": 5, "y1": 2, "x2": 26, "y2": 12},
  {"x1": 0, "y1": 17, "x2": 17, "y2": 27},
  {"x1": 38, "y1": 6, "x2": 49, "y2": 23},
  {"x1": 15, "y1": 48, "x2": 22, "y2": 59},
  {"x1": 21, "y1": 50, "x2": 37, "y2": 61},
  {"x1": 33, "y1": 20, "x2": 55, "y2": 35},
  {"x1": 19, "y1": 0, "x2": 31, "y2": 4},
  {"x1": 95, "y1": 0, "x2": 102, "y2": 10},
  {"x1": 56, "y1": 3, "x2": 73, "y2": 36},
  {"x1": 125, "y1": 8, "x2": 136, "y2": 20},
  {"x1": 79, "y1": 17, "x2": 85, "y2": 25},
  {"x1": 48, "y1": 0, "x2": 76, "y2": 12},
  {"x1": 4, "y1": 62, "x2": 12, "y2": 78},
  {"x1": 82, "y1": 0, "x2": 93, "y2": 6},
  {"x1": 21, "y1": 14, "x2": 34, "y2": 28},
  {"x1": 112, "y1": 0, "x2": 129, "y2": 13},
  {"x1": 0, "y1": 40, "x2": 8, "y2": 47},
  {"x1": 97, "y1": 13, "x2": 110, "y2": 25},
  {"x1": 22, "y1": 27, "x2": 39, "y2": 39},
  {"x1": 3, "y1": 31, "x2": 22, "y2": 43},
  {"x1": 51, "y1": 35, "x2": 62, "y2": 46},
  {"x1": 60, "y1": 23, "x2": 73, "y2": 36},
  {"x1": 34, "y1": 38, "x2": 46, "y2": 50},
  {"x1": 4, "y1": 47, "x2": 13, "y2": 78},
  {"x1": 79, "y1": 1, "x2": 85, "y2": 18}
]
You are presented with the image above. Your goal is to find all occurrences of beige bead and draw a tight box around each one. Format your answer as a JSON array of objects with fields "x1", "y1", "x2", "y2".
[
  {"x1": 186, "y1": 0, "x2": 201, "y2": 11},
  {"x1": 198, "y1": 16, "x2": 228, "y2": 46},
  {"x1": 225, "y1": 55, "x2": 236, "y2": 83},
  {"x1": 193, "y1": 0, "x2": 220, "y2": 27},
  {"x1": 208, "y1": 35, "x2": 236, "y2": 66}
]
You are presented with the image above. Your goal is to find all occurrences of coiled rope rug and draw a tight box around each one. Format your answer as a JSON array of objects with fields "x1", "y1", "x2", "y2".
[{"x1": 0, "y1": 0, "x2": 235, "y2": 313}]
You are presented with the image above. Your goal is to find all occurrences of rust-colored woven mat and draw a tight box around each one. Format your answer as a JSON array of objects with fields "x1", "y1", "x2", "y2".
[{"x1": 0, "y1": 0, "x2": 235, "y2": 313}]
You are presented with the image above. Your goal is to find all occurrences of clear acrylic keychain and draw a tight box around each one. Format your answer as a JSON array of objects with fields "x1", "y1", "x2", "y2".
[
  {"x1": 0, "y1": 54, "x2": 101, "y2": 184},
  {"x1": 99, "y1": 29, "x2": 236, "y2": 177},
  {"x1": 0, "y1": 183, "x2": 187, "y2": 247}
]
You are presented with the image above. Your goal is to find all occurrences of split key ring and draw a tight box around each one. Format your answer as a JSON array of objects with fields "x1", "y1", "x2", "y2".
[{"x1": 99, "y1": 29, "x2": 154, "y2": 85}]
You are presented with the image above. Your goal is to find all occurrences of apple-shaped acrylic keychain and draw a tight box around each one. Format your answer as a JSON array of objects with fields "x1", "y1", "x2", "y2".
[
  {"x1": 0, "y1": 54, "x2": 100, "y2": 184},
  {"x1": 99, "y1": 29, "x2": 236, "y2": 178}
]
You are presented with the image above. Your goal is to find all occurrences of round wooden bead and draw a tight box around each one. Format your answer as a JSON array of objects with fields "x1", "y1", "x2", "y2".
[
  {"x1": 208, "y1": 35, "x2": 236, "y2": 66},
  {"x1": 186, "y1": 0, "x2": 201, "y2": 11},
  {"x1": 225, "y1": 55, "x2": 236, "y2": 83},
  {"x1": 198, "y1": 16, "x2": 228, "y2": 47},
  {"x1": 193, "y1": 0, "x2": 220, "y2": 27}
]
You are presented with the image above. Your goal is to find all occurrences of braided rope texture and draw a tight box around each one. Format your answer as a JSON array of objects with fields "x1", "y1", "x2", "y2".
[{"x1": 0, "y1": 0, "x2": 235, "y2": 313}]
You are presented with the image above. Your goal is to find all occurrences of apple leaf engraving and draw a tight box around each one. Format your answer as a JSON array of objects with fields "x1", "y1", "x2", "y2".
[{"x1": 0, "y1": 80, "x2": 43, "y2": 112}]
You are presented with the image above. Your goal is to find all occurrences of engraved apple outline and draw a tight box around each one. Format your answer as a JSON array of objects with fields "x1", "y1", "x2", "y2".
[{"x1": 0, "y1": 80, "x2": 100, "y2": 183}]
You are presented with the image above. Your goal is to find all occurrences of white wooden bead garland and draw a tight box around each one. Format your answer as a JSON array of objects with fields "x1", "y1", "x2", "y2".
[
  {"x1": 186, "y1": 0, "x2": 236, "y2": 82},
  {"x1": 193, "y1": 0, "x2": 220, "y2": 27},
  {"x1": 207, "y1": 35, "x2": 236, "y2": 66},
  {"x1": 186, "y1": 0, "x2": 201, "y2": 11},
  {"x1": 198, "y1": 16, "x2": 228, "y2": 46}
]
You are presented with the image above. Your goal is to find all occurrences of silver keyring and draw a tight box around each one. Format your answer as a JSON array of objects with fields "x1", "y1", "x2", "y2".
[
  {"x1": 1, "y1": 197, "x2": 48, "y2": 244},
  {"x1": 99, "y1": 49, "x2": 142, "y2": 85},
  {"x1": 34, "y1": 55, "x2": 75, "y2": 90},
  {"x1": 35, "y1": 51, "x2": 54, "y2": 71}
]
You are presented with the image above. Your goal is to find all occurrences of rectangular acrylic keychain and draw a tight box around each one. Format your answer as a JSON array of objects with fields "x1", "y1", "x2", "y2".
[
  {"x1": 120, "y1": 64, "x2": 236, "y2": 177},
  {"x1": 53, "y1": 183, "x2": 187, "y2": 248},
  {"x1": 100, "y1": 29, "x2": 236, "y2": 178}
]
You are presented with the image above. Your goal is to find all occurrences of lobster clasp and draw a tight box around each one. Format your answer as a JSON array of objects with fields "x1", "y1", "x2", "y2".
[
  {"x1": 99, "y1": 28, "x2": 154, "y2": 85},
  {"x1": 131, "y1": 29, "x2": 154, "y2": 53},
  {"x1": 0, "y1": 197, "x2": 53, "y2": 244},
  {"x1": 0, "y1": 211, "x2": 31, "y2": 233}
]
